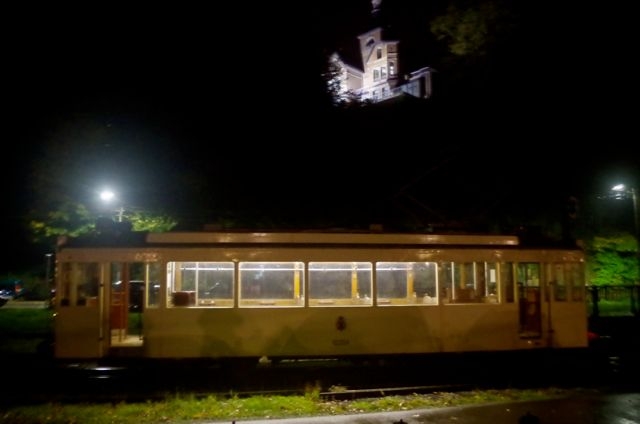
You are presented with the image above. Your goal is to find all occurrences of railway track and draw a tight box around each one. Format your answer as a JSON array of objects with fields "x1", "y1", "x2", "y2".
[{"x1": 3, "y1": 343, "x2": 637, "y2": 407}]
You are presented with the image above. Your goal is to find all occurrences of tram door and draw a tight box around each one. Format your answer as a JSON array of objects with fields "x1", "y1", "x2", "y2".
[
  {"x1": 110, "y1": 262, "x2": 144, "y2": 346},
  {"x1": 110, "y1": 263, "x2": 128, "y2": 343},
  {"x1": 108, "y1": 262, "x2": 161, "y2": 347},
  {"x1": 517, "y1": 263, "x2": 542, "y2": 337}
]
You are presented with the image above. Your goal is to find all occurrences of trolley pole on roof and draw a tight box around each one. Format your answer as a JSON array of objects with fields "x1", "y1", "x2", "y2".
[{"x1": 100, "y1": 189, "x2": 125, "y2": 222}]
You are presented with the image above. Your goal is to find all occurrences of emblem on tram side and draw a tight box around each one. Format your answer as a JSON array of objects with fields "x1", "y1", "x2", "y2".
[{"x1": 336, "y1": 316, "x2": 346, "y2": 331}]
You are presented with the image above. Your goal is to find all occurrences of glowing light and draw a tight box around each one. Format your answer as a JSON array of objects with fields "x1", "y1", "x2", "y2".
[{"x1": 100, "y1": 189, "x2": 115, "y2": 202}]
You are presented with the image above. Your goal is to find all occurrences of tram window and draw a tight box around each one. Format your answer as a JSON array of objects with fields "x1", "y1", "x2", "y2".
[
  {"x1": 547, "y1": 263, "x2": 567, "y2": 301},
  {"x1": 177, "y1": 262, "x2": 198, "y2": 292},
  {"x1": 501, "y1": 262, "x2": 515, "y2": 303},
  {"x1": 59, "y1": 262, "x2": 100, "y2": 307},
  {"x1": 239, "y1": 262, "x2": 304, "y2": 307},
  {"x1": 110, "y1": 262, "x2": 161, "y2": 311},
  {"x1": 167, "y1": 262, "x2": 234, "y2": 307},
  {"x1": 477, "y1": 262, "x2": 498, "y2": 303},
  {"x1": 309, "y1": 262, "x2": 372, "y2": 306},
  {"x1": 518, "y1": 263, "x2": 540, "y2": 287},
  {"x1": 414, "y1": 262, "x2": 437, "y2": 302},
  {"x1": 146, "y1": 263, "x2": 162, "y2": 309},
  {"x1": 439, "y1": 262, "x2": 481, "y2": 303},
  {"x1": 438, "y1": 262, "x2": 453, "y2": 303},
  {"x1": 376, "y1": 262, "x2": 437, "y2": 305},
  {"x1": 377, "y1": 263, "x2": 410, "y2": 299},
  {"x1": 568, "y1": 262, "x2": 584, "y2": 301},
  {"x1": 487, "y1": 263, "x2": 498, "y2": 297}
]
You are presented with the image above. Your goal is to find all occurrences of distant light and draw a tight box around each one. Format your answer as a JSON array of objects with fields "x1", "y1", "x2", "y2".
[{"x1": 612, "y1": 184, "x2": 626, "y2": 192}]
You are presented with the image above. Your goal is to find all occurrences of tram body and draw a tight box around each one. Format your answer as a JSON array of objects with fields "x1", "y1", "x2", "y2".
[{"x1": 53, "y1": 231, "x2": 588, "y2": 360}]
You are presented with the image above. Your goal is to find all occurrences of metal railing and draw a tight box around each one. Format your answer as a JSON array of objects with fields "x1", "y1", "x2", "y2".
[{"x1": 587, "y1": 284, "x2": 640, "y2": 317}]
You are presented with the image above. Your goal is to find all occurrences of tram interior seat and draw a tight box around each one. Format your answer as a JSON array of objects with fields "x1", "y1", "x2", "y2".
[
  {"x1": 453, "y1": 288, "x2": 476, "y2": 303},
  {"x1": 172, "y1": 291, "x2": 196, "y2": 306}
]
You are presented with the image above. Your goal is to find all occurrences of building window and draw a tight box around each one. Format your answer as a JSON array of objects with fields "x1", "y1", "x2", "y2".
[
  {"x1": 373, "y1": 69, "x2": 380, "y2": 81},
  {"x1": 389, "y1": 62, "x2": 395, "y2": 75},
  {"x1": 381, "y1": 67, "x2": 387, "y2": 78},
  {"x1": 376, "y1": 47, "x2": 382, "y2": 59}
]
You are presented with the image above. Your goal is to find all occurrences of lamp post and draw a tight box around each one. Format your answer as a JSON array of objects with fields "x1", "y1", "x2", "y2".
[
  {"x1": 611, "y1": 184, "x2": 639, "y2": 315},
  {"x1": 44, "y1": 253, "x2": 53, "y2": 287},
  {"x1": 611, "y1": 184, "x2": 639, "y2": 245}
]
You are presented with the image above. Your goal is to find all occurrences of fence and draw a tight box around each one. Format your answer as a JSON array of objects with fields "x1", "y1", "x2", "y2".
[{"x1": 587, "y1": 284, "x2": 640, "y2": 317}]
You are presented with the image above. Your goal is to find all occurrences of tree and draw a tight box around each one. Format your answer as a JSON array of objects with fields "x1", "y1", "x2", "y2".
[
  {"x1": 429, "y1": 0, "x2": 517, "y2": 57},
  {"x1": 128, "y1": 211, "x2": 177, "y2": 233},
  {"x1": 29, "y1": 200, "x2": 96, "y2": 242},
  {"x1": 26, "y1": 115, "x2": 182, "y2": 251},
  {"x1": 29, "y1": 200, "x2": 178, "y2": 248},
  {"x1": 586, "y1": 233, "x2": 639, "y2": 285},
  {"x1": 323, "y1": 55, "x2": 369, "y2": 108}
]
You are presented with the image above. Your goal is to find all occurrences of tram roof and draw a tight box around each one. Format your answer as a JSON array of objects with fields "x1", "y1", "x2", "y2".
[{"x1": 145, "y1": 231, "x2": 520, "y2": 246}]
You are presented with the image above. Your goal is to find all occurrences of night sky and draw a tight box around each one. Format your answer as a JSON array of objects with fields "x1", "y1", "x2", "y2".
[{"x1": 2, "y1": 1, "x2": 638, "y2": 273}]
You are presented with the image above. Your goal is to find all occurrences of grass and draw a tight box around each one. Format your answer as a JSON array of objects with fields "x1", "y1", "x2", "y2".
[
  {"x1": 588, "y1": 299, "x2": 638, "y2": 316},
  {"x1": 0, "y1": 308, "x2": 54, "y2": 336},
  {"x1": 0, "y1": 387, "x2": 586, "y2": 424},
  {"x1": 0, "y1": 308, "x2": 54, "y2": 355}
]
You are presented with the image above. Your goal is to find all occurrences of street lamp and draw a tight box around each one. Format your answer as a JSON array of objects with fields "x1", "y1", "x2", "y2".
[
  {"x1": 44, "y1": 253, "x2": 53, "y2": 287},
  {"x1": 99, "y1": 189, "x2": 124, "y2": 222},
  {"x1": 611, "y1": 184, "x2": 639, "y2": 243},
  {"x1": 611, "y1": 184, "x2": 640, "y2": 315}
]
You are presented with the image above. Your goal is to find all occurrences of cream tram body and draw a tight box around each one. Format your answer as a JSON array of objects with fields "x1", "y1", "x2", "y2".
[{"x1": 53, "y1": 232, "x2": 588, "y2": 360}]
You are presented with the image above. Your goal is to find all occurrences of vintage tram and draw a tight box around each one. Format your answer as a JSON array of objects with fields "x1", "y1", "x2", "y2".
[{"x1": 53, "y1": 230, "x2": 588, "y2": 361}]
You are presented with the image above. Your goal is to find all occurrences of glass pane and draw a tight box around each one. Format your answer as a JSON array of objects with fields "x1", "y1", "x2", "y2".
[
  {"x1": 414, "y1": 262, "x2": 437, "y2": 303},
  {"x1": 439, "y1": 262, "x2": 453, "y2": 303},
  {"x1": 376, "y1": 262, "x2": 410, "y2": 299},
  {"x1": 146, "y1": 263, "x2": 162, "y2": 309},
  {"x1": 167, "y1": 262, "x2": 234, "y2": 307},
  {"x1": 487, "y1": 262, "x2": 498, "y2": 296},
  {"x1": 309, "y1": 262, "x2": 372, "y2": 306},
  {"x1": 195, "y1": 262, "x2": 234, "y2": 306},
  {"x1": 501, "y1": 262, "x2": 514, "y2": 303},
  {"x1": 377, "y1": 262, "x2": 437, "y2": 305},
  {"x1": 239, "y1": 262, "x2": 304, "y2": 307},
  {"x1": 553, "y1": 263, "x2": 567, "y2": 301},
  {"x1": 569, "y1": 263, "x2": 584, "y2": 301},
  {"x1": 60, "y1": 262, "x2": 100, "y2": 307}
]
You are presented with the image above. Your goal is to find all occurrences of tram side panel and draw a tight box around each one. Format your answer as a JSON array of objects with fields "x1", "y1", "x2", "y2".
[
  {"x1": 143, "y1": 307, "x2": 444, "y2": 359},
  {"x1": 54, "y1": 293, "x2": 587, "y2": 360},
  {"x1": 141, "y1": 304, "x2": 536, "y2": 359},
  {"x1": 55, "y1": 306, "x2": 102, "y2": 358}
]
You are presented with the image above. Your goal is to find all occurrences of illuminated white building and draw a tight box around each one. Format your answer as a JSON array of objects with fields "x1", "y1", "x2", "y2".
[{"x1": 329, "y1": 26, "x2": 434, "y2": 104}]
